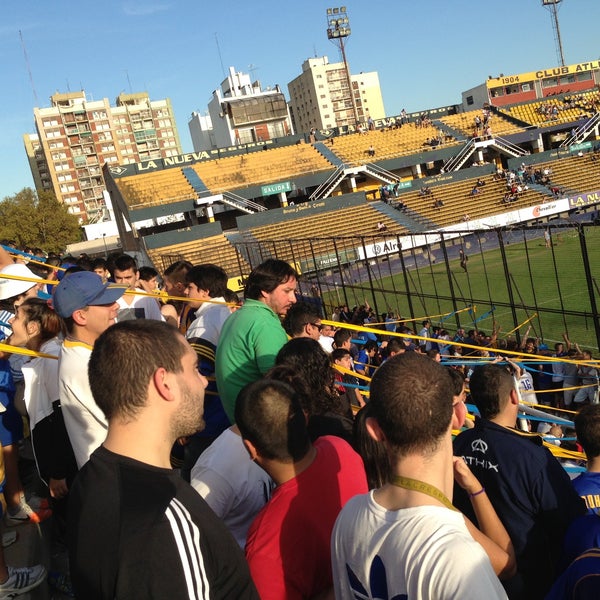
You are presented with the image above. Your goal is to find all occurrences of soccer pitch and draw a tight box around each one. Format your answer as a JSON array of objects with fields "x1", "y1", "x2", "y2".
[{"x1": 322, "y1": 225, "x2": 600, "y2": 350}]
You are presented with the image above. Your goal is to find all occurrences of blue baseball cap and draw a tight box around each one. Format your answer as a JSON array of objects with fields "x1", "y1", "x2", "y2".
[{"x1": 52, "y1": 271, "x2": 126, "y2": 318}]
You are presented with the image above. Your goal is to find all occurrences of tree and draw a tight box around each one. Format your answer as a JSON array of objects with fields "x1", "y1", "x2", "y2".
[{"x1": 0, "y1": 188, "x2": 81, "y2": 253}]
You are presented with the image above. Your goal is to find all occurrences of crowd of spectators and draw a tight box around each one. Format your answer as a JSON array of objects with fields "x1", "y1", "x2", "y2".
[{"x1": 0, "y1": 242, "x2": 598, "y2": 598}]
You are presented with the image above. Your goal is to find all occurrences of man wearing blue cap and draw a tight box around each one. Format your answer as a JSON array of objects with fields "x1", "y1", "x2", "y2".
[{"x1": 53, "y1": 271, "x2": 125, "y2": 469}]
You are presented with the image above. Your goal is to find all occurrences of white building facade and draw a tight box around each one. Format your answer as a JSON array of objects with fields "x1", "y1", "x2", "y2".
[
  {"x1": 189, "y1": 67, "x2": 294, "y2": 152},
  {"x1": 288, "y1": 56, "x2": 386, "y2": 133}
]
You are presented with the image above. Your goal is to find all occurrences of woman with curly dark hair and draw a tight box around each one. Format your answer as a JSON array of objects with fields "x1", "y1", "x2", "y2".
[{"x1": 268, "y1": 337, "x2": 354, "y2": 446}]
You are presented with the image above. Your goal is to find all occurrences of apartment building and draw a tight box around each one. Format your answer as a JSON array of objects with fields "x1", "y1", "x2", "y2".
[
  {"x1": 24, "y1": 91, "x2": 182, "y2": 223},
  {"x1": 288, "y1": 56, "x2": 385, "y2": 133}
]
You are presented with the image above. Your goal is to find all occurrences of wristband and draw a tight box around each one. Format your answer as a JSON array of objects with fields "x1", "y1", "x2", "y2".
[{"x1": 469, "y1": 487, "x2": 485, "y2": 498}]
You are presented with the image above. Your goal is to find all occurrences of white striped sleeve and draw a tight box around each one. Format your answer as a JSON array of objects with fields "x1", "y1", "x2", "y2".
[{"x1": 165, "y1": 497, "x2": 211, "y2": 600}]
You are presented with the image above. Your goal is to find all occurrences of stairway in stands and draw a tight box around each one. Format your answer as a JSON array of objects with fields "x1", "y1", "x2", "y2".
[{"x1": 371, "y1": 200, "x2": 437, "y2": 232}]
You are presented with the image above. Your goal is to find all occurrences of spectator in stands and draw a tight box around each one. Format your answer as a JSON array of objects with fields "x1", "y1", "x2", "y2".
[
  {"x1": 453, "y1": 362, "x2": 586, "y2": 599},
  {"x1": 136, "y1": 266, "x2": 159, "y2": 294},
  {"x1": 111, "y1": 254, "x2": 163, "y2": 322},
  {"x1": 180, "y1": 264, "x2": 233, "y2": 480},
  {"x1": 215, "y1": 259, "x2": 297, "y2": 423},
  {"x1": 367, "y1": 145, "x2": 375, "y2": 157},
  {"x1": 161, "y1": 260, "x2": 193, "y2": 332},
  {"x1": 331, "y1": 346, "x2": 365, "y2": 409},
  {"x1": 318, "y1": 323, "x2": 335, "y2": 353},
  {"x1": 270, "y1": 337, "x2": 355, "y2": 445},
  {"x1": 571, "y1": 404, "x2": 600, "y2": 515},
  {"x1": 68, "y1": 320, "x2": 258, "y2": 599},
  {"x1": 433, "y1": 198, "x2": 444, "y2": 210},
  {"x1": 91, "y1": 258, "x2": 110, "y2": 283},
  {"x1": 238, "y1": 379, "x2": 367, "y2": 600},
  {"x1": 418, "y1": 319, "x2": 432, "y2": 352},
  {"x1": 379, "y1": 185, "x2": 391, "y2": 202},
  {"x1": 573, "y1": 350, "x2": 599, "y2": 405},
  {"x1": 281, "y1": 301, "x2": 322, "y2": 341},
  {"x1": 53, "y1": 271, "x2": 125, "y2": 468},
  {"x1": 191, "y1": 421, "x2": 274, "y2": 548},
  {"x1": 332, "y1": 353, "x2": 512, "y2": 599}
]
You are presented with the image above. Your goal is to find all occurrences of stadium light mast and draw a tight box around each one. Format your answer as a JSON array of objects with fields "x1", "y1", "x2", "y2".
[
  {"x1": 542, "y1": 0, "x2": 566, "y2": 67},
  {"x1": 326, "y1": 7, "x2": 360, "y2": 128}
]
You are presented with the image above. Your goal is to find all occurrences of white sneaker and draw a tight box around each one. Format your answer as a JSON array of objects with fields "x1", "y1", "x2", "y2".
[{"x1": 0, "y1": 564, "x2": 46, "y2": 597}]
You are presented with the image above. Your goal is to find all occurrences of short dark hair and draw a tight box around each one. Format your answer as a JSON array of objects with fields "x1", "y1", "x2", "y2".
[
  {"x1": 364, "y1": 340, "x2": 379, "y2": 353},
  {"x1": 185, "y1": 264, "x2": 228, "y2": 298},
  {"x1": 138, "y1": 266, "x2": 158, "y2": 281},
  {"x1": 369, "y1": 352, "x2": 453, "y2": 458},
  {"x1": 333, "y1": 329, "x2": 352, "y2": 349},
  {"x1": 91, "y1": 258, "x2": 108, "y2": 271},
  {"x1": 445, "y1": 366, "x2": 465, "y2": 396},
  {"x1": 164, "y1": 260, "x2": 192, "y2": 283},
  {"x1": 112, "y1": 254, "x2": 137, "y2": 274},
  {"x1": 354, "y1": 403, "x2": 391, "y2": 489},
  {"x1": 385, "y1": 339, "x2": 403, "y2": 356},
  {"x1": 575, "y1": 404, "x2": 600, "y2": 459},
  {"x1": 89, "y1": 320, "x2": 186, "y2": 420},
  {"x1": 331, "y1": 348, "x2": 351, "y2": 362},
  {"x1": 235, "y1": 379, "x2": 310, "y2": 462},
  {"x1": 469, "y1": 364, "x2": 515, "y2": 419},
  {"x1": 244, "y1": 259, "x2": 298, "y2": 301},
  {"x1": 282, "y1": 301, "x2": 321, "y2": 336}
]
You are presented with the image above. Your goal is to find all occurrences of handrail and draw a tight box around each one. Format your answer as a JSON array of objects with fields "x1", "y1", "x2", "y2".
[
  {"x1": 364, "y1": 162, "x2": 400, "y2": 183},
  {"x1": 443, "y1": 139, "x2": 475, "y2": 172},
  {"x1": 492, "y1": 136, "x2": 528, "y2": 157},
  {"x1": 560, "y1": 112, "x2": 600, "y2": 148},
  {"x1": 309, "y1": 165, "x2": 346, "y2": 201},
  {"x1": 222, "y1": 190, "x2": 267, "y2": 213}
]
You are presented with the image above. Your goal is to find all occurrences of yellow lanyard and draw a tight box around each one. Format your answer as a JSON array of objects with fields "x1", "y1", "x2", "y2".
[{"x1": 390, "y1": 475, "x2": 457, "y2": 511}]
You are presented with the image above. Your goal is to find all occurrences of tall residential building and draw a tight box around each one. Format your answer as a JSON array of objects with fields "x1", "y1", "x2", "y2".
[
  {"x1": 189, "y1": 66, "x2": 294, "y2": 152},
  {"x1": 288, "y1": 56, "x2": 386, "y2": 133},
  {"x1": 24, "y1": 91, "x2": 182, "y2": 223}
]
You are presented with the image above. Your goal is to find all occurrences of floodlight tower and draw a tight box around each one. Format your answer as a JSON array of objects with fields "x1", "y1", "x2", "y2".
[
  {"x1": 326, "y1": 6, "x2": 359, "y2": 127},
  {"x1": 542, "y1": 0, "x2": 566, "y2": 67}
]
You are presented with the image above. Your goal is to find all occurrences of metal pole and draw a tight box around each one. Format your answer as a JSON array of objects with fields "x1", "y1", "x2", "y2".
[
  {"x1": 578, "y1": 224, "x2": 600, "y2": 348},
  {"x1": 339, "y1": 36, "x2": 359, "y2": 127}
]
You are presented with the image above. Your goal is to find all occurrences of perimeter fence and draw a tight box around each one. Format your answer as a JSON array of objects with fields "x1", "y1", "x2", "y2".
[{"x1": 233, "y1": 221, "x2": 600, "y2": 349}]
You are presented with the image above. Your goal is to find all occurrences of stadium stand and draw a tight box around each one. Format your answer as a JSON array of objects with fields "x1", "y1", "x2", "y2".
[
  {"x1": 117, "y1": 168, "x2": 196, "y2": 208},
  {"x1": 321, "y1": 123, "x2": 460, "y2": 165},
  {"x1": 438, "y1": 109, "x2": 526, "y2": 137},
  {"x1": 501, "y1": 91, "x2": 600, "y2": 128},
  {"x1": 531, "y1": 153, "x2": 600, "y2": 193},
  {"x1": 396, "y1": 173, "x2": 549, "y2": 228},
  {"x1": 102, "y1": 61, "x2": 600, "y2": 284},
  {"x1": 190, "y1": 143, "x2": 334, "y2": 193},
  {"x1": 145, "y1": 232, "x2": 249, "y2": 277}
]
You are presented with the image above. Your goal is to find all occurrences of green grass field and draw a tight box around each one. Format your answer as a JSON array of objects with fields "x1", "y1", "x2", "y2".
[{"x1": 320, "y1": 225, "x2": 600, "y2": 349}]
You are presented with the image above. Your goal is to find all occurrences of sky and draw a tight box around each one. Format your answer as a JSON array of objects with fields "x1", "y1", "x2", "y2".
[{"x1": 1, "y1": 0, "x2": 599, "y2": 200}]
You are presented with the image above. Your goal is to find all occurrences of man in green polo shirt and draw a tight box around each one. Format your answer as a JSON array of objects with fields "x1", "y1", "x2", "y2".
[{"x1": 216, "y1": 259, "x2": 298, "y2": 422}]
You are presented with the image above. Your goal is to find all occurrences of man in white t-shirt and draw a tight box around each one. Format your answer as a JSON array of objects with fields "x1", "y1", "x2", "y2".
[
  {"x1": 331, "y1": 352, "x2": 512, "y2": 599},
  {"x1": 53, "y1": 271, "x2": 125, "y2": 468},
  {"x1": 190, "y1": 425, "x2": 273, "y2": 548},
  {"x1": 111, "y1": 254, "x2": 163, "y2": 322},
  {"x1": 180, "y1": 264, "x2": 233, "y2": 480}
]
